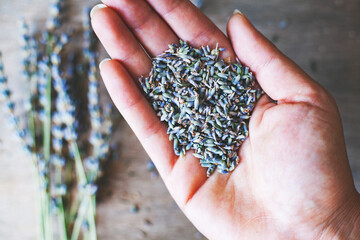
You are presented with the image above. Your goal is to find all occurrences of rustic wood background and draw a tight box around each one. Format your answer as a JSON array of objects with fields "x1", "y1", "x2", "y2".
[{"x1": 0, "y1": 0, "x2": 359, "y2": 239}]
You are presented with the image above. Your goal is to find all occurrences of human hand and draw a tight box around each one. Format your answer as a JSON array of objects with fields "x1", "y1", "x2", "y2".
[{"x1": 91, "y1": 1, "x2": 360, "y2": 239}]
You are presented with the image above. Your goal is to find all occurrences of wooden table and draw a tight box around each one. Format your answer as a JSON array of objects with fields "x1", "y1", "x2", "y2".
[{"x1": 0, "y1": 0, "x2": 359, "y2": 239}]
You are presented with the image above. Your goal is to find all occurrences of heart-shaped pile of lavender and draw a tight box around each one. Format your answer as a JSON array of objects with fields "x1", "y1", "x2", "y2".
[{"x1": 140, "y1": 40, "x2": 261, "y2": 176}]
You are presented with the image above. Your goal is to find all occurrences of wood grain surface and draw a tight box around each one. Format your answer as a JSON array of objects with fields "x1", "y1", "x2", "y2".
[{"x1": 0, "y1": 0, "x2": 359, "y2": 239}]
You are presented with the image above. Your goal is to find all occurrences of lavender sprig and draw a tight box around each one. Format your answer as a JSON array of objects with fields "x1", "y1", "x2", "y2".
[
  {"x1": 3, "y1": 1, "x2": 115, "y2": 239},
  {"x1": 46, "y1": 0, "x2": 62, "y2": 31},
  {"x1": 49, "y1": 38, "x2": 71, "y2": 240},
  {"x1": 0, "y1": 53, "x2": 29, "y2": 150},
  {"x1": 18, "y1": 18, "x2": 56, "y2": 240},
  {"x1": 18, "y1": 18, "x2": 38, "y2": 148},
  {"x1": 0, "y1": 52, "x2": 53, "y2": 240},
  {"x1": 83, "y1": 7, "x2": 113, "y2": 184},
  {"x1": 50, "y1": 42, "x2": 95, "y2": 240}
]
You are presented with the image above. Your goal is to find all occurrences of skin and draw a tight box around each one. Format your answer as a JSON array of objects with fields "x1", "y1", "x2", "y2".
[{"x1": 91, "y1": 1, "x2": 360, "y2": 239}]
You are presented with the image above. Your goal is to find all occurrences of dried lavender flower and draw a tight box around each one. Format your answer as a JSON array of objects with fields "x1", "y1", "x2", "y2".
[
  {"x1": 84, "y1": 8, "x2": 113, "y2": 183},
  {"x1": 191, "y1": 0, "x2": 204, "y2": 8},
  {"x1": 140, "y1": 40, "x2": 262, "y2": 176}
]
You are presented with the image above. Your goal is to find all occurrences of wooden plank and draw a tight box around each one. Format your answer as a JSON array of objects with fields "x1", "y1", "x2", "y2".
[{"x1": 0, "y1": 0, "x2": 360, "y2": 239}]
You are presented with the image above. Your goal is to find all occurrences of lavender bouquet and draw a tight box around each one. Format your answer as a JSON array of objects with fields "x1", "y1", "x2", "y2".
[{"x1": 0, "y1": 0, "x2": 113, "y2": 239}]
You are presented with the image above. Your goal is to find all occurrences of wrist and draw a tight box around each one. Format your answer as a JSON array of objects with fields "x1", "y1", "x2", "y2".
[{"x1": 318, "y1": 192, "x2": 360, "y2": 240}]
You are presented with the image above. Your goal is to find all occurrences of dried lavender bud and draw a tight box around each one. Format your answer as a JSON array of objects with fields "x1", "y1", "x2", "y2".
[
  {"x1": 130, "y1": 203, "x2": 139, "y2": 214},
  {"x1": 191, "y1": 0, "x2": 204, "y2": 8},
  {"x1": 140, "y1": 40, "x2": 262, "y2": 176}
]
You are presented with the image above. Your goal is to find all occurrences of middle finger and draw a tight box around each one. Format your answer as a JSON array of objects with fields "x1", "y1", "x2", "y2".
[{"x1": 145, "y1": 0, "x2": 236, "y2": 60}]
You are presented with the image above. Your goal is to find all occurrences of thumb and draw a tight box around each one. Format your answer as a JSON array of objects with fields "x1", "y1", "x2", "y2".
[{"x1": 227, "y1": 10, "x2": 322, "y2": 105}]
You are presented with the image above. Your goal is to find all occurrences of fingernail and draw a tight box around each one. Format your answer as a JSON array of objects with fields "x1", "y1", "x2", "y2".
[
  {"x1": 99, "y1": 58, "x2": 111, "y2": 71},
  {"x1": 90, "y1": 4, "x2": 107, "y2": 19},
  {"x1": 233, "y1": 9, "x2": 243, "y2": 15}
]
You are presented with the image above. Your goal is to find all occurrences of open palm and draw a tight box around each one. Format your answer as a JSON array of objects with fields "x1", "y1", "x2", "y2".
[{"x1": 91, "y1": 1, "x2": 360, "y2": 239}]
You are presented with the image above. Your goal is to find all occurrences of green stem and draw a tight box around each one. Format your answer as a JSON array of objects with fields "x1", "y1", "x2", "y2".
[
  {"x1": 37, "y1": 165, "x2": 47, "y2": 240},
  {"x1": 28, "y1": 110, "x2": 36, "y2": 149},
  {"x1": 43, "y1": 67, "x2": 52, "y2": 162},
  {"x1": 69, "y1": 189, "x2": 82, "y2": 223},
  {"x1": 28, "y1": 73, "x2": 38, "y2": 151},
  {"x1": 41, "y1": 32, "x2": 54, "y2": 240},
  {"x1": 69, "y1": 141, "x2": 87, "y2": 185},
  {"x1": 69, "y1": 141, "x2": 98, "y2": 239},
  {"x1": 44, "y1": 186, "x2": 52, "y2": 240},
  {"x1": 54, "y1": 165, "x2": 68, "y2": 240},
  {"x1": 87, "y1": 195, "x2": 97, "y2": 240},
  {"x1": 71, "y1": 195, "x2": 90, "y2": 240},
  {"x1": 45, "y1": 69, "x2": 53, "y2": 240},
  {"x1": 64, "y1": 162, "x2": 73, "y2": 227},
  {"x1": 57, "y1": 198, "x2": 68, "y2": 240},
  {"x1": 92, "y1": 195, "x2": 96, "y2": 217}
]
